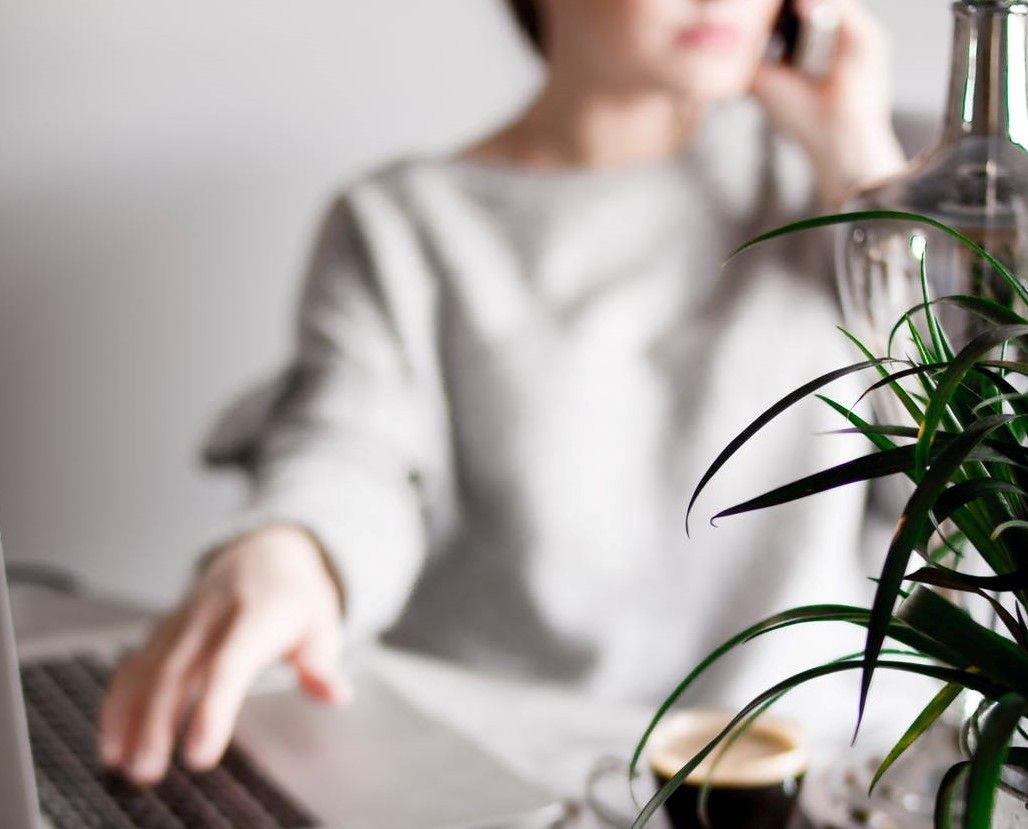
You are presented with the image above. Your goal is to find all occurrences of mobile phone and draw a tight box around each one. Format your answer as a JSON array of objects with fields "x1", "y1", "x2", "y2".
[{"x1": 766, "y1": 0, "x2": 840, "y2": 79}]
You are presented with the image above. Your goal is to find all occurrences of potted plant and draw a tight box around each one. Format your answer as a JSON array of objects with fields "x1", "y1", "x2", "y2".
[{"x1": 629, "y1": 209, "x2": 1028, "y2": 829}]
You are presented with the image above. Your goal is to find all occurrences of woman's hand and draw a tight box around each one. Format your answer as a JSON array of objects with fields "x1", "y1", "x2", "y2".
[
  {"x1": 752, "y1": 0, "x2": 907, "y2": 209},
  {"x1": 98, "y1": 524, "x2": 351, "y2": 786}
]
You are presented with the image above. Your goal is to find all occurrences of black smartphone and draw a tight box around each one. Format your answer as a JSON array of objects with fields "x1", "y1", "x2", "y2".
[
  {"x1": 766, "y1": 0, "x2": 839, "y2": 78},
  {"x1": 768, "y1": 0, "x2": 802, "y2": 65}
]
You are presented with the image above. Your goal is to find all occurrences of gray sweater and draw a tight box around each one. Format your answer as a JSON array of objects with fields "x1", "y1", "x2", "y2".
[{"x1": 205, "y1": 98, "x2": 893, "y2": 723}]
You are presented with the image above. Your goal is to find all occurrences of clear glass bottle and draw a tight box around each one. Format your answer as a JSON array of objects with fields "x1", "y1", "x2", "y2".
[
  {"x1": 831, "y1": 8, "x2": 1028, "y2": 825},
  {"x1": 835, "y1": 0, "x2": 1028, "y2": 427}
]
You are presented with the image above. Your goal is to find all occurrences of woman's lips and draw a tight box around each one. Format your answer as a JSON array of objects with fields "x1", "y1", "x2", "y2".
[{"x1": 676, "y1": 24, "x2": 742, "y2": 49}]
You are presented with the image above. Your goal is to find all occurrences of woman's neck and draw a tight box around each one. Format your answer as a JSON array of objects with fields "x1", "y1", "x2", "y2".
[{"x1": 466, "y1": 79, "x2": 705, "y2": 171}]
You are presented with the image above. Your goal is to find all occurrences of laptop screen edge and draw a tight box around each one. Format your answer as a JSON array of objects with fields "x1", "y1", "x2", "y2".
[{"x1": 0, "y1": 534, "x2": 43, "y2": 829}]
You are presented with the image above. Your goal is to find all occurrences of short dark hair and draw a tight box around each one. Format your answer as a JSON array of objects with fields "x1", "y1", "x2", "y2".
[{"x1": 504, "y1": 0, "x2": 544, "y2": 55}]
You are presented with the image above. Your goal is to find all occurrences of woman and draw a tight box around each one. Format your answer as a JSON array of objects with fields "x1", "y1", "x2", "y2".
[{"x1": 100, "y1": 0, "x2": 906, "y2": 785}]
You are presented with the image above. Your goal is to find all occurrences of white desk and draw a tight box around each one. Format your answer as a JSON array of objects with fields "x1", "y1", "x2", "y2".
[
  {"x1": 9, "y1": 584, "x2": 662, "y2": 828},
  {"x1": 20, "y1": 585, "x2": 937, "y2": 828}
]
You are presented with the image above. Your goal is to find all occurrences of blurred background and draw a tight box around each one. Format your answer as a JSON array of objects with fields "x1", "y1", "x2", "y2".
[{"x1": 0, "y1": 1, "x2": 953, "y2": 607}]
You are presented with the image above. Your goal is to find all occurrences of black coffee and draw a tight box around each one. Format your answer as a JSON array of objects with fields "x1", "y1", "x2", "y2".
[
  {"x1": 652, "y1": 769, "x2": 803, "y2": 829},
  {"x1": 647, "y1": 712, "x2": 806, "y2": 829}
]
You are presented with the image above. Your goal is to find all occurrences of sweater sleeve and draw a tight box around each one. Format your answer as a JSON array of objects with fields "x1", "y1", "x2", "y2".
[{"x1": 203, "y1": 186, "x2": 455, "y2": 644}]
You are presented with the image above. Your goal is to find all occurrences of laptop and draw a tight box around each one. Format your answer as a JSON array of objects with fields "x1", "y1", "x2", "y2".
[{"x1": 0, "y1": 535, "x2": 567, "y2": 829}]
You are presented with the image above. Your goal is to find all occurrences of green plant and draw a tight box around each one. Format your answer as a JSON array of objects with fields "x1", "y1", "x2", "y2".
[{"x1": 629, "y1": 210, "x2": 1028, "y2": 829}]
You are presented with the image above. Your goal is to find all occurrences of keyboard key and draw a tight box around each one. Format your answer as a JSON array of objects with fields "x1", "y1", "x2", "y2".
[{"x1": 21, "y1": 656, "x2": 317, "y2": 829}]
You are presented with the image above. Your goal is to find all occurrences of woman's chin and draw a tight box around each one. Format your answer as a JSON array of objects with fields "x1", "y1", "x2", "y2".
[
  {"x1": 666, "y1": 75, "x2": 753, "y2": 105},
  {"x1": 657, "y1": 55, "x2": 760, "y2": 102}
]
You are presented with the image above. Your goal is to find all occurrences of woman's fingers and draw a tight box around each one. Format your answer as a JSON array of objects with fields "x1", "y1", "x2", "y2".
[
  {"x1": 820, "y1": 0, "x2": 887, "y2": 64},
  {"x1": 753, "y1": 0, "x2": 902, "y2": 207},
  {"x1": 118, "y1": 664, "x2": 195, "y2": 785},
  {"x1": 99, "y1": 526, "x2": 347, "y2": 785},
  {"x1": 121, "y1": 604, "x2": 225, "y2": 783},
  {"x1": 752, "y1": 56, "x2": 810, "y2": 103},
  {"x1": 98, "y1": 612, "x2": 188, "y2": 770},
  {"x1": 801, "y1": 0, "x2": 890, "y2": 100},
  {"x1": 182, "y1": 608, "x2": 280, "y2": 771},
  {"x1": 289, "y1": 622, "x2": 352, "y2": 704},
  {"x1": 98, "y1": 599, "x2": 221, "y2": 784},
  {"x1": 98, "y1": 657, "x2": 142, "y2": 769}
]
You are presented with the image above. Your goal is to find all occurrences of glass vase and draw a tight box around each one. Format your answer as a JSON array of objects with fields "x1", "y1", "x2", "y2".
[{"x1": 835, "y1": 0, "x2": 1028, "y2": 427}]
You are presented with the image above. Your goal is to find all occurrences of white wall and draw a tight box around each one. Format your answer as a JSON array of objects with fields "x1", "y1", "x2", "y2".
[{"x1": 0, "y1": 1, "x2": 951, "y2": 606}]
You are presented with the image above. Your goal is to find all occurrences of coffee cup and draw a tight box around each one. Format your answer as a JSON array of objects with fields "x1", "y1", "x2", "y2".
[{"x1": 646, "y1": 710, "x2": 807, "y2": 829}]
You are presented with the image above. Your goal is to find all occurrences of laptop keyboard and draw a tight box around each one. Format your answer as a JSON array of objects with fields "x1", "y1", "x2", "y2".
[{"x1": 20, "y1": 655, "x2": 318, "y2": 828}]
